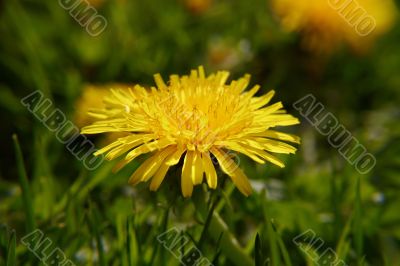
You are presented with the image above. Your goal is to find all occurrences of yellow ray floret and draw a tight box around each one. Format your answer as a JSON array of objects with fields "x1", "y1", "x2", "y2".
[{"x1": 81, "y1": 66, "x2": 300, "y2": 197}]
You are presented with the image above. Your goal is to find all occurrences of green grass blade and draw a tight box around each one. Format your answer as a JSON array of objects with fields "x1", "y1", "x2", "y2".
[
  {"x1": 126, "y1": 215, "x2": 138, "y2": 266},
  {"x1": 6, "y1": 230, "x2": 16, "y2": 266},
  {"x1": 270, "y1": 222, "x2": 293, "y2": 266},
  {"x1": 335, "y1": 211, "x2": 352, "y2": 262},
  {"x1": 12, "y1": 134, "x2": 35, "y2": 232},
  {"x1": 209, "y1": 213, "x2": 253, "y2": 266},
  {"x1": 192, "y1": 186, "x2": 252, "y2": 266},
  {"x1": 150, "y1": 207, "x2": 170, "y2": 266},
  {"x1": 88, "y1": 203, "x2": 106, "y2": 266},
  {"x1": 54, "y1": 161, "x2": 114, "y2": 214},
  {"x1": 354, "y1": 177, "x2": 363, "y2": 265},
  {"x1": 255, "y1": 233, "x2": 262, "y2": 266},
  {"x1": 197, "y1": 191, "x2": 219, "y2": 249},
  {"x1": 267, "y1": 219, "x2": 280, "y2": 266}
]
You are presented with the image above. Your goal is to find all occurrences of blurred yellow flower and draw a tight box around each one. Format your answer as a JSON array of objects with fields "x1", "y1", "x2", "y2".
[
  {"x1": 75, "y1": 84, "x2": 133, "y2": 128},
  {"x1": 86, "y1": 0, "x2": 104, "y2": 8},
  {"x1": 184, "y1": 0, "x2": 213, "y2": 14},
  {"x1": 75, "y1": 84, "x2": 135, "y2": 144},
  {"x1": 81, "y1": 67, "x2": 300, "y2": 197},
  {"x1": 271, "y1": 0, "x2": 397, "y2": 54}
]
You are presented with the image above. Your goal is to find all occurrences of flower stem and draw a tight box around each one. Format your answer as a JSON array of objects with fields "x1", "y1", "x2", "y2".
[
  {"x1": 208, "y1": 212, "x2": 253, "y2": 266},
  {"x1": 193, "y1": 188, "x2": 252, "y2": 266}
]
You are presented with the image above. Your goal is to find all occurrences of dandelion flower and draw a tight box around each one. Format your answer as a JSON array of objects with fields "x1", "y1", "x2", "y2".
[
  {"x1": 75, "y1": 84, "x2": 134, "y2": 144},
  {"x1": 271, "y1": 0, "x2": 397, "y2": 54},
  {"x1": 81, "y1": 67, "x2": 300, "y2": 197},
  {"x1": 75, "y1": 84, "x2": 133, "y2": 128}
]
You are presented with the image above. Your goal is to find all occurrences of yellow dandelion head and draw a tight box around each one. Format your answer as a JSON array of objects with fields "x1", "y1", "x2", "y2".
[
  {"x1": 81, "y1": 67, "x2": 300, "y2": 197},
  {"x1": 271, "y1": 0, "x2": 397, "y2": 54}
]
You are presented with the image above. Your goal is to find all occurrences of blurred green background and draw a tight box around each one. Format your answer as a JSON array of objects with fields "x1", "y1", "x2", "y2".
[{"x1": 1, "y1": 0, "x2": 400, "y2": 265}]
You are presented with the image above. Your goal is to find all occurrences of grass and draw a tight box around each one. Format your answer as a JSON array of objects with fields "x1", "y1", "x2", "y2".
[{"x1": 1, "y1": 0, "x2": 400, "y2": 265}]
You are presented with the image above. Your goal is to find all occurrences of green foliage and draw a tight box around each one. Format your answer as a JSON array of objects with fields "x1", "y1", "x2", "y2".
[{"x1": 1, "y1": 0, "x2": 400, "y2": 265}]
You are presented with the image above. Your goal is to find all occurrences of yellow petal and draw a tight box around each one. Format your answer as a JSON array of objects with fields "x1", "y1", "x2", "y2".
[
  {"x1": 181, "y1": 151, "x2": 194, "y2": 197},
  {"x1": 260, "y1": 114, "x2": 300, "y2": 126},
  {"x1": 254, "y1": 102, "x2": 283, "y2": 116},
  {"x1": 201, "y1": 152, "x2": 217, "y2": 189},
  {"x1": 104, "y1": 139, "x2": 148, "y2": 160},
  {"x1": 192, "y1": 151, "x2": 204, "y2": 185},
  {"x1": 128, "y1": 146, "x2": 175, "y2": 185},
  {"x1": 93, "y1": 140, "x2": 122, "y2": 156},
  {"x1": 217, "y1": 141, "x2": 265, "y2": 164},
  {"x1": 230, "y1": 167, "x2": 252, "y2": 196},
  {"x1": 250, "y1": 130, "x2": 301, "y2": 144},
  {"x1": 244, "y1": 145, "x2": 285, "y2": 168},
  {"x1": 250, "y1": 90, "x2": 275, "y2": 109},
  {"x1": 256, "y1": 139, "x2": 297, "y2": 154},
  {"x1": 112, "y1": 157, "x2": 135, "y2": 173},
  {"x1": 198, "y1": 66, "x2": 205, "y2": 79},
  {"x1": 125, "y1": 139, "x2": 174, "y2": 161},
  {"x1": 241, "y1": 84, "x2": 259, "y2": 101},
  {"x1": 211, "y1": 148, "x2": 252, "y2": 196},
  {"x1": 149, "y1": 163, "x2": 170, "y2": 191},
  {"x1": 154, "y1": 73, "x2": 167, "y2": 90},
  {"x1": 165, "y1": 146, "x2": 186, "y2": 165}
]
